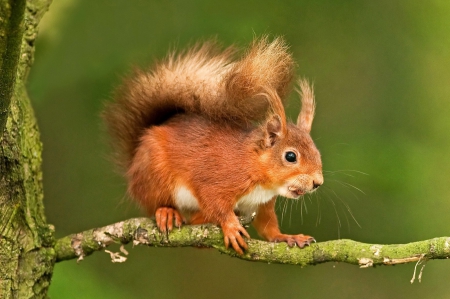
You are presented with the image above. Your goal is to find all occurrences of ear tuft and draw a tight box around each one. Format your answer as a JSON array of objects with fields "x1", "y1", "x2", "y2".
[
  {"x1": 296, "y1": 79, "x2": 315, "y2": 133},
  {"x1": 264, "y1": 114, "x2": 284, "y2": 147}
]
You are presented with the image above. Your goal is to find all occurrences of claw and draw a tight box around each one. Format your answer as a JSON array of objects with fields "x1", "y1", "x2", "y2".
[
  {"x1": 221, "y1": 220, "x2": 249, "y2": 255},
  {"x1": 271, "y1": 233, "x2": 315, "y2": 249},
  {"x1": 155, "y1": 207, "x2": 183, "y2": 233},
  {"x1": 295, "y1": 235, "x2": 315, "y2": 248}
]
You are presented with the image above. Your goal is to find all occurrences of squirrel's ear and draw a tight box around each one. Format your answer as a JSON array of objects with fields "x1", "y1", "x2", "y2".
[
  {"x1": 296, "y1": 79, "x2": 315, "y2": 133},
  {"x1": 263, "y1": 114, "x2": 284, "y2": 148}
]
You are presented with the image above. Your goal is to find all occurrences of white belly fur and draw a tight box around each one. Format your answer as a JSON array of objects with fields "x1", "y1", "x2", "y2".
[
  {"x1": 173, "y1": 185, "x2": 277, "y2": 216},
  {"x1": 174, "y1": 186, "x2": 200, "y2": 211}
]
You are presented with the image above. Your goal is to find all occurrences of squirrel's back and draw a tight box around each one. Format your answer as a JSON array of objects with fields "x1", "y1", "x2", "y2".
[{"x1": 104, "y1": 37, "x2": 295, "y2": 169}]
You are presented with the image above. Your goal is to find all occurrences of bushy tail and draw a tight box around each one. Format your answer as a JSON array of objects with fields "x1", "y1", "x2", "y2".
[{"x1": 104, "y1": 36, "x2": 295, "y2": 169}]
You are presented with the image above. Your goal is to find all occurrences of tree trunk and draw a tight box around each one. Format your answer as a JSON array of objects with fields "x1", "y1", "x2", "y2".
[{"x1": 0, "y1": 0, "x2": 53, "y2": 298}]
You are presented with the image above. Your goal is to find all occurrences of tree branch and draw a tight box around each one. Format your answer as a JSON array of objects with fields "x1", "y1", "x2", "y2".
[{"x1": 55, "y1": 218, "x2": 450, "y2": 268}]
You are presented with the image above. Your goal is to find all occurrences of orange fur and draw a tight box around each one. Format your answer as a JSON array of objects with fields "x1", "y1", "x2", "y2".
[{"x1": 104, "y1": 37, "x2": 323, "y2": 254}]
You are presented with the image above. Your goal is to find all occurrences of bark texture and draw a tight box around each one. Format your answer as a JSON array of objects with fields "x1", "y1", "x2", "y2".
[
  {"x1": 0, "y1": 0, "x2": 53, "y2": 298},
  {"x1": 55, "y1": 218, "x2": 450, "y2": 268}
]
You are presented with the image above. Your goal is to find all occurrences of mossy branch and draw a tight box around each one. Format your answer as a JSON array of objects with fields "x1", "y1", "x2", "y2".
[{"x1": 55, "y1": 217, "x2": 450, "y2": 268}]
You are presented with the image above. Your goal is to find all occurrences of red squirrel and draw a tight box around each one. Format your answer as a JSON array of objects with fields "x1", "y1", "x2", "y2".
[{"x1": 104, "y1": 37, "x2": 323, "y2": 254}]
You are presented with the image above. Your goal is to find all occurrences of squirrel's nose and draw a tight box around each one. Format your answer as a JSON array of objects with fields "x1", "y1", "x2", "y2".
[
  {"x1": 312, "y1": 180, "x2": 322, "y2": 190},
  {"x1": 312, "y1": 172, "x2": 324, "y2": 190}
]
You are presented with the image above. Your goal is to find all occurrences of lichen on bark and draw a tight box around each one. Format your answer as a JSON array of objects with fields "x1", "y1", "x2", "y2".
[
  {"x1": 54, "y1": 218, "x2": 450, "y2": 269},
  {"x1": 0, "y1": 0, "x2": 53, "y2": 298}
]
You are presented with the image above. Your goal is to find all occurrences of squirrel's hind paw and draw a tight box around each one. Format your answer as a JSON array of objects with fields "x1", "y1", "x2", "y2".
[{"x1": 155, "y1": 207, "x2": 183, "y2": 233}]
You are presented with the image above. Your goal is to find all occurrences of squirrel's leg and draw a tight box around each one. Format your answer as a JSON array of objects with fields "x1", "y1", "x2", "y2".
[
  {"x1": 192, "y1": 191, "x2": 250, "y2": 255},
  {"x1": 253, "y1": 196, "x2": 315, "y2": 248},
  {"x1": 189, "y1": 210, "x2": 249, "y2": 254},
  {"x1": 220, "y1": 213, "x2": 250, "y2": 254},
  {"x1": 155, "y1": 207, "x2": 183, "y2": 233},
  {"x1": 190, "y1": 210, "x2": 250, "y2": 254}
]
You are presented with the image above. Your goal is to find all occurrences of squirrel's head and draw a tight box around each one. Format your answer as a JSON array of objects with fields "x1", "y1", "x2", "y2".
[{"x1": 257, "y1": 79, "x2": 323, "y2": 199}]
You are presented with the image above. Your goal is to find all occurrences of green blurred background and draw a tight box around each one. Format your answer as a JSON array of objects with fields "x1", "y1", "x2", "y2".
[{"x1": 28, "y1": 0, "x2": 450, "y2": 298}]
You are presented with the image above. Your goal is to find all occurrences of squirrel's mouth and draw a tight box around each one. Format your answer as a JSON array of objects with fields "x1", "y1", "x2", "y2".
[{"x1": 288, "y1": 186, "x2": 305, "y2": 198}]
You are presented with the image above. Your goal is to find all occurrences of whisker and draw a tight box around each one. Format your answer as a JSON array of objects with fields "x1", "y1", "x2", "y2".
[
  {"x1": 299, "y1": 196, "x2": 309, "y2": 225},
  {"x1": 325, "y1": 180, "x2": 364, "y2": 208},
  {"x1": 341, "y1": 205, "x2": 351, "y2": 232},
  {"x1": 326, "y1": 194, "x2": 341, "y2": 226},
  {"x1": 324, "y1": 185, "x2": 361, "y2": 228},
  {"x1": 289, "y1": 199, "x2": 294, "y2": 227},
  {"x1": 299, "y1": 197, "x2": 304, "y2": 224},
  {"x1": 324, "y1": 172, "x2": 355, "y2": 178},
  {"x1": 302, "y1": 195, "x2": 308, "y2": 214},
  {"x1": 275, "y1": 196, "x2": 282, "y2": 213},
  {"x1": 322, "y1": 191, "x2": 342, "y2": 239},
  {"x1": 315, "y1": 192, "x2": 321, "y2": 226},
  {"x1": 329, "y1": 179, "x2": 366, "y2": 195},
  {"x1": 323, "y1": 169, "x2": 369, "y2": 176},
  {"x1": 281, "y1": 197, "x2": 289, "y2": 225},
  {"x1": 277, "y1": 196, "x2": 283, "y2": 221}
]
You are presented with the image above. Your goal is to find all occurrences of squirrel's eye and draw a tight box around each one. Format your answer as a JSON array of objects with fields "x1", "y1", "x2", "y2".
[{"x1": 285, "y1": 151, "x2": 297, "y2": 163}]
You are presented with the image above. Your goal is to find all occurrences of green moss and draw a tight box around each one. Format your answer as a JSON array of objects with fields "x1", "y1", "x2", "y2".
[
  {"x1": 0, "y1": 0, "x2": 26, "y2": 134},
  {"x1": 0, "y1": 0, "x2": 53, "y2": 297},
  {"x1": 52, "y1": 217, "x2": 450, "y2": 269}
]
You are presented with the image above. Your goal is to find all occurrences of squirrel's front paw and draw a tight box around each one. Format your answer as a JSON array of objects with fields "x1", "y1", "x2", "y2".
[
  {"x1": 271, "y1": 233, "x2": 315, "y2": 248},
  {"x1": 221, "y1": 221, "x2": 250, "y2": 255},
  {"x1": 155, "y1": 207, "x2": 183, "y2": 233}
]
